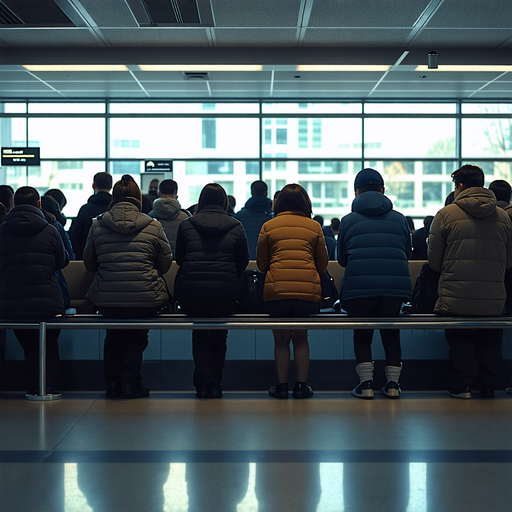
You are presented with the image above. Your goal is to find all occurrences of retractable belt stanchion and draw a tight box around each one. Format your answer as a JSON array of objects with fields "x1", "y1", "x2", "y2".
[{"x1": 25, "y1": 322, "x2": 61, "y2": 401}]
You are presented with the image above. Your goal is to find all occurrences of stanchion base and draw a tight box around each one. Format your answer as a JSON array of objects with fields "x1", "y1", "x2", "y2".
[{"x1": 25, "y1": 393, "x2": 62, "y2": 401}]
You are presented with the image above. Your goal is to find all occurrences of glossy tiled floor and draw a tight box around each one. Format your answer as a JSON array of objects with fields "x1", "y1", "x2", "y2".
[{"x1": 1, "y1": 391, "x2": 512, "y2": 511}]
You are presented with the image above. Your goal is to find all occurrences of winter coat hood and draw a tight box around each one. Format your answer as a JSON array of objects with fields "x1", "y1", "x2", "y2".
[
  {"x1": 101, "y1": 198, "x2": 153, "y2": 235},
  {"x1": 4, "y1": 205, "x2": 48, "y2": 236},
  {"x1": 88, "y1": 191, "x2": 112, "y2": 206},
  {"x1": 189, "y1": 205, "x2": 241, "y2": 236},
  {"x1": 243, "y1": 195, "x2": 273, "y2": 214},
  {"x1": 149, "y1": 197, "x2": 184, "y2": 221},
  {"x1": 454, "y1": 187, "x2": 497, "y2": 219},
  {"x1": 352, "y1": 191, "x2": 393, "y2": 216}
]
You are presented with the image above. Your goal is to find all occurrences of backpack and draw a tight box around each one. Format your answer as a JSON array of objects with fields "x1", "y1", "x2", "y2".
[
  {"x1": 236, "y1": 270, "x2": 266, "y2": 313},
  {"x1": 320, "y1": 270, "x2": 340, "y2": 312},
  {"x1": 411, "y1": 262, "x2": 440, "y2": 313}
]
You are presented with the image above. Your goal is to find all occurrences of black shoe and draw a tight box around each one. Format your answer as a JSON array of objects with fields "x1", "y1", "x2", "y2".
[
  {"x1": 209, "y1": 383, "x2": 223, "y2": 399},
  {"x1": 269, "y1": 383, "x2": 288, "y2": 399},
  {"x1": 480, "y1": 385, "x2": 495, "y2": 398},
  {"x1": 122, "y1": 382, "x2": 150, "y2": 399},
  {"x1": 293, "y1": 382, "x2": 314, "y2": 399},
  {"x1": 196, "y1": 384, "x2": 209, "y2": 398},
  {"x1": 448, "y1": 387, "x2": 471, "y2": 399},
  {"x1": 106, "y1": 381, "x2": 122, "y2": 398}
]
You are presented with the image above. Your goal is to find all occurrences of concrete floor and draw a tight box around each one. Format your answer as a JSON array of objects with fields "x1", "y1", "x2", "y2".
[{"x1": 1, "y1": 391, "x2": 512, "y2": 511}]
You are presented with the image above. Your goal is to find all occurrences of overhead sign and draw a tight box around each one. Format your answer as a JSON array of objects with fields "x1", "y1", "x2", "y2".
[
  {"x1": 1, "y1": 147, "x2": 41, "y2": 166},
  {"x1": 145, "y1": 160, "x2": 173, "y2": 173}
]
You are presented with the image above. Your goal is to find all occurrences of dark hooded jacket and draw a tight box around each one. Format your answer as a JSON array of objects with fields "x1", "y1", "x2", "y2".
[
  {"x1": 429, "y1": 187, "x2": 512, "y2": 316},
  {"x1": 148, "y1": 197, "x2": 190, "y2": 254},
  {"x1": 83, "y1": 198, "x2": 173, "y2": 309},
  {"x1": 0, "y1": 204, "x2": 69, "y2": 319},
  {"x1": 174, "y1": 205, "x2": 249, "y2": 302},
  {"x1": 337, "y1": 191, "x2": 412, "y2": 302},
  {"x1": 69, "y1": 191, "x2": 112, "y2": 260},
  {"x1": 235, "y1": 196, "x2": 274, "y2": 259}
]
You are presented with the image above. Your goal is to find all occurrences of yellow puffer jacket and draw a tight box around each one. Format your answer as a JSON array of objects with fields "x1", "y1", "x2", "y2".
[{"x1": 256, "y1": 211, "x2": 329, "y2": 303}]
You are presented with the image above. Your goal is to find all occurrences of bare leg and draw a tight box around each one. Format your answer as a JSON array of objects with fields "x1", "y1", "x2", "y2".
[
  {"x1": 273, "y1": 329, "x2": 291, "y2": 383},
  {"x1": 291, "y1": 329, "x2": 310, "y2": 382}
]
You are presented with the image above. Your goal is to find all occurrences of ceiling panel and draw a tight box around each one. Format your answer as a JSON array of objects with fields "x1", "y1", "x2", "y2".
[
  {"x1": 211, "y1": 0, "x2": 301, "y2": 27},
  {"x1": 27, "y1": 71, "x2": 135, "y2": 81},
  {"x1": 65, "y1": 91, "x2": 149, "y2": 98},
  {"x1": 101, "y1": 28, "x2": 209, "y2": 46},
  {"x1": 388, "y1": 71, "x2": 505, "y2": 82},
  {"x1": 77, "y1": 0, "x2": 138, "y2": 27},
  {"x1": 308, "y1": 0, "x2": 430, "y2": 28},
  {"x1": 427, "y1": 0, "x2": 512, "y2": 28},
  {"x1": 215, "y1": 28, "x2": 297, "y2": 46},
  {"x1": 376, "y1": 81, "x2": 479, "y2": 93},
  {"x1": 0, "y1": 81, "x2": 55, "y2": 91},
  {"x1": 413, "y1": 29, "x2": 512, "y2": 46},
  {"x1": 275, "y1": 71, "x2": 386, "y2": 81},
  {"x1": 303, "y1": 28, "x2": 410, "y2": 46},
  {"x1": 0, "y1": 91, "x2": 62, "y2": 97},
  {"x1": 0, "y1": 70, "x2": 40, "y2": 81},
  {"x1": 0, "y1": 28, "x2": 99, "y2": 47},
  {"x1": 273, "y1": 81, "x2": 374, "y2": 92},
  {"x1": 142, "y1": 82, "x2": 209, "y2": 92},
  {"x1": 53, "y1": 82, "x2": 144, "y2": 92},
  {"x1": 209, "y1": 81, "x2": 270, "y2": 92}
]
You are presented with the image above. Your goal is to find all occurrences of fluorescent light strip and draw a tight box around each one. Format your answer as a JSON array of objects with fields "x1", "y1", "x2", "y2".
[
  {"x1": 415, "y1": 65, "x2": 512, "y2": 72},
  {"x1": 297, "y1": 65, "x2": 391, "y2": 72},
  {"x1": 23, "y1": 65, "x2": 129, "y2": 72},
  {"x1": 138, "y1": 65, "x2": 263, "y2": 72}
]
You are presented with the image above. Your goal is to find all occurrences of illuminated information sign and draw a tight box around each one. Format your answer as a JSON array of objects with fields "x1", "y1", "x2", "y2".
[
  {"x1": 145, "y1": 160, "x2": 173, "y2": 172},
  {"x1": 1, "y1": 147, "x2": 41, "y2": 166}
]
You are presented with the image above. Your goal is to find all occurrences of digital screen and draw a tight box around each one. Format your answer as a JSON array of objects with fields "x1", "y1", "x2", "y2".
[
  {"x1": 1, "y1": 147, "x2": 41, "y2": 166},
  {"x1": 145, "y1": 160, "x2": 173, "y2": 172}
]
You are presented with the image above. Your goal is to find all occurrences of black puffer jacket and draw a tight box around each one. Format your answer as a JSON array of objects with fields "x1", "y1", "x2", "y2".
[
  {"x1": 174, "y1": 206, "x2": 249, "y2": 302},
  {"x1": 83, "y1": 198, "x2": 173, "y2": 309},
  {"x1": 0, "y1": 205, "x2": 69, "y2": 319}
]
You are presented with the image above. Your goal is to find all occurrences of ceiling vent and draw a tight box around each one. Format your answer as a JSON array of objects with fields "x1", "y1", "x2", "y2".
[
  {"x1": 183, "y1": 72, "x2": 210, "y2": 80},
  {"x1": 0, "y1": 0, "x2": 75, "y2": 26},
  {"x1": 0, "y1": 1, "x2": 23, "y2": 24},
  {"x1": 127, "y1": 0, "x2": 212, "y2": 26}
]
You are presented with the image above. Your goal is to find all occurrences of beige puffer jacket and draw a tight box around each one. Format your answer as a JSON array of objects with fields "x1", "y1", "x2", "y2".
[
  {"x1": 428, "y1": 187, "x2": 512, "y2": 316},
  {"x1": 256, "y1": 211, "x2": 328, "y2": 303}
]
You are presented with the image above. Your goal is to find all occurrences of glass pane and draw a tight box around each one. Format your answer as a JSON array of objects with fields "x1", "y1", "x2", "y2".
[
  {"x1": 364, "y1": 118, "x2": 456, "y2": 158},
  {"x1": 462, "y1": 118, "x2": 512, "y2": 158},
  {"x1": 0, "y1": 103, "x2": 26, "y2": 113},
  {"x1": 170, "y1": 161, "x2": 258, "y2": 210},
  {"x1": 262, "y1": 118, "x2": 361, "y2": 158},
  {"x1": 25, "y1": 161, "x2": 107, "y2": 217},
  {"x1": 262, "y1": 103, "x2": 362, "y2": 114},
  {"x1": 28, "y1": 103, "x2": 106, "y2": 114},
  {"x1": 462, "y1": 103, "x2": 512, "y2": 114},
  {"x1": 110, "y1": 118, "x2": 259, "y2": 159},
  {"x1": 0, "y1": 117, "x2": 26, "y2": 147},
  {"x1": 109, "y1": 103, "x2": 259, "y2": 114},
  {"x1": 464, "y1": 161, "x2": 512, "y2": 185},
  {"x1": 28, "y1": 118, "x2": 106, "y2": 158},
  {"x1": 365, "y1": 103, "x2": 456, "y2": 114}
]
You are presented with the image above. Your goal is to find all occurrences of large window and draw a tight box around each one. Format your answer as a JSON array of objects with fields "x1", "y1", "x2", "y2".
[{"x1": 2, "y1": 101, "x2": 512, "y2": 222}]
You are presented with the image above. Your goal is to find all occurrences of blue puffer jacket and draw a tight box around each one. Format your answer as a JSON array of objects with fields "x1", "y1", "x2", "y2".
[
  {"x1": 337, "y1": 191, "x2": 412, "y2": 301},
  {"x1": 235, "y1": 196, "x2": 274, "y2": 259}
]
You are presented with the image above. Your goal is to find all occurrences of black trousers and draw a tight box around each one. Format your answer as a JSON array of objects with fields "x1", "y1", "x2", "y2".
[
  {"x1": 100, "y1": 307, "x2": 159, "y2": 386},
  {"x1": 180, "y1": 299, "x2": 236, "y2": 388},
  {"x1": 342, "y1": 297, "x2": 403, "y2": 366},
  {"x1": 445, "y1": 328, "x2": 503, "y2": 390},
  {"x1": 13, "y1": 328, "x2": 61, "y2": 392},
  {"x1": 0, "y1": 329, "x2": 5, "y2": 390}
]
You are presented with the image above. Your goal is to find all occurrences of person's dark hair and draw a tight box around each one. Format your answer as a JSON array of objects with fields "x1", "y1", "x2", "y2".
[
  {"x1": 197, "y1": 183, "x2": 228, "y2": 212},
  {"x1": 444, "y1": 191, "x2": 455, "y2": 206},
  {"x1": 94, "y1": 172, "x2": 113, "y2": 191},
  {"x1": 273, "y1": 183, "x2": 312, "y2": 217},
  {"x1": 313, "y1": 215, "x2": 324, "y2": 226},
  {"x1": 14, "y1": 186, "x2": 40, "y2": 207},
  {"x1": 274, "y1": 190, "x2": 281, "y2": 200},
  {"x1": 451, "y1": 164, "x2": 484, "y2": 189},
  {"x1": 159, "y1": 179, "x2": 178, "y2": 196},
  {"x1": 356, "y1": 183, "x2": 383, "y2": 194},
  {"x1": 251, "y1": 180, "x2": 268, "y2": 197},
  {"x1": 0, "y1": 202, "x2": 7, "y2": 224},
  {"x1": 405, "y1": 216, "x2": 415, "y2": 232},
  {"x1": 0, "y1": 185, "x2": 14, "y2": 211},
  {"x1": 423, "y1": 215, "x2": 434, "y2": 230},
  {"x1": 150, "y1": 179, "x2": 159, "y2": 186},
  {"x1": 489, "y1": 179, "x2": 512, "y2": 204},
  {"x1": 228, "y1": 195, "x2": 236, "y2": 209},
  {"x1": 44, "y1": 189, "x2": 67, "y2": 209},
  {"x1": 112, "y1": 175, "x2": 142, "y2": 210},
  {"x1": 330, "y1": 217, "x2": 340, "y2": 232}
]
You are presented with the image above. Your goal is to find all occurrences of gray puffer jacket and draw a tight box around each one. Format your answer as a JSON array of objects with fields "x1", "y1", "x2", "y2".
[
  {"x1": 429, "y1": 187, "x2": 512, "y2": 316},
  {"x1": 148, "y1": 197, "x2": 190, "y2": 253},
  {"x1": 84, "y1": 198, "x2": 173, "y2": 309}
]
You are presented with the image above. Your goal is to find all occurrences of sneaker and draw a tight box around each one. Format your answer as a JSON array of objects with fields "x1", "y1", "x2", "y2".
[
  {"x1": 448, "y1": 387, "x2": 471, "y2": 399},
  {"x1": 381, "y1": 380, "x2": 401, "y2": 399},
  {"x1": 506, "y1": 387, "x2": 512, "y2": 394},
  {"x1": 352, "y1": 380, "x2": 374, "y2": 399},
  {"x1": 269, "y1": 383, "x2": 288, "y2": 399},
  {"x1": 293, "y1": 382, "x2": 314, "y2": 399}
]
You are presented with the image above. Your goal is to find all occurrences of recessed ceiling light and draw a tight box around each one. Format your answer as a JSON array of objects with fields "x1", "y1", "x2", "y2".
[
  {"x1": 296, "y1": 65, "x2": 391, "y2": 72},
  {"x1": 23, "y1": 65, "x2": 129, "y2": 72},
  {"x1": 138, "y1": 65, "x2": 263, "y2": 72},
  {"x1": 415, "y1": 65, "x2": 512, "y2": 72}
]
